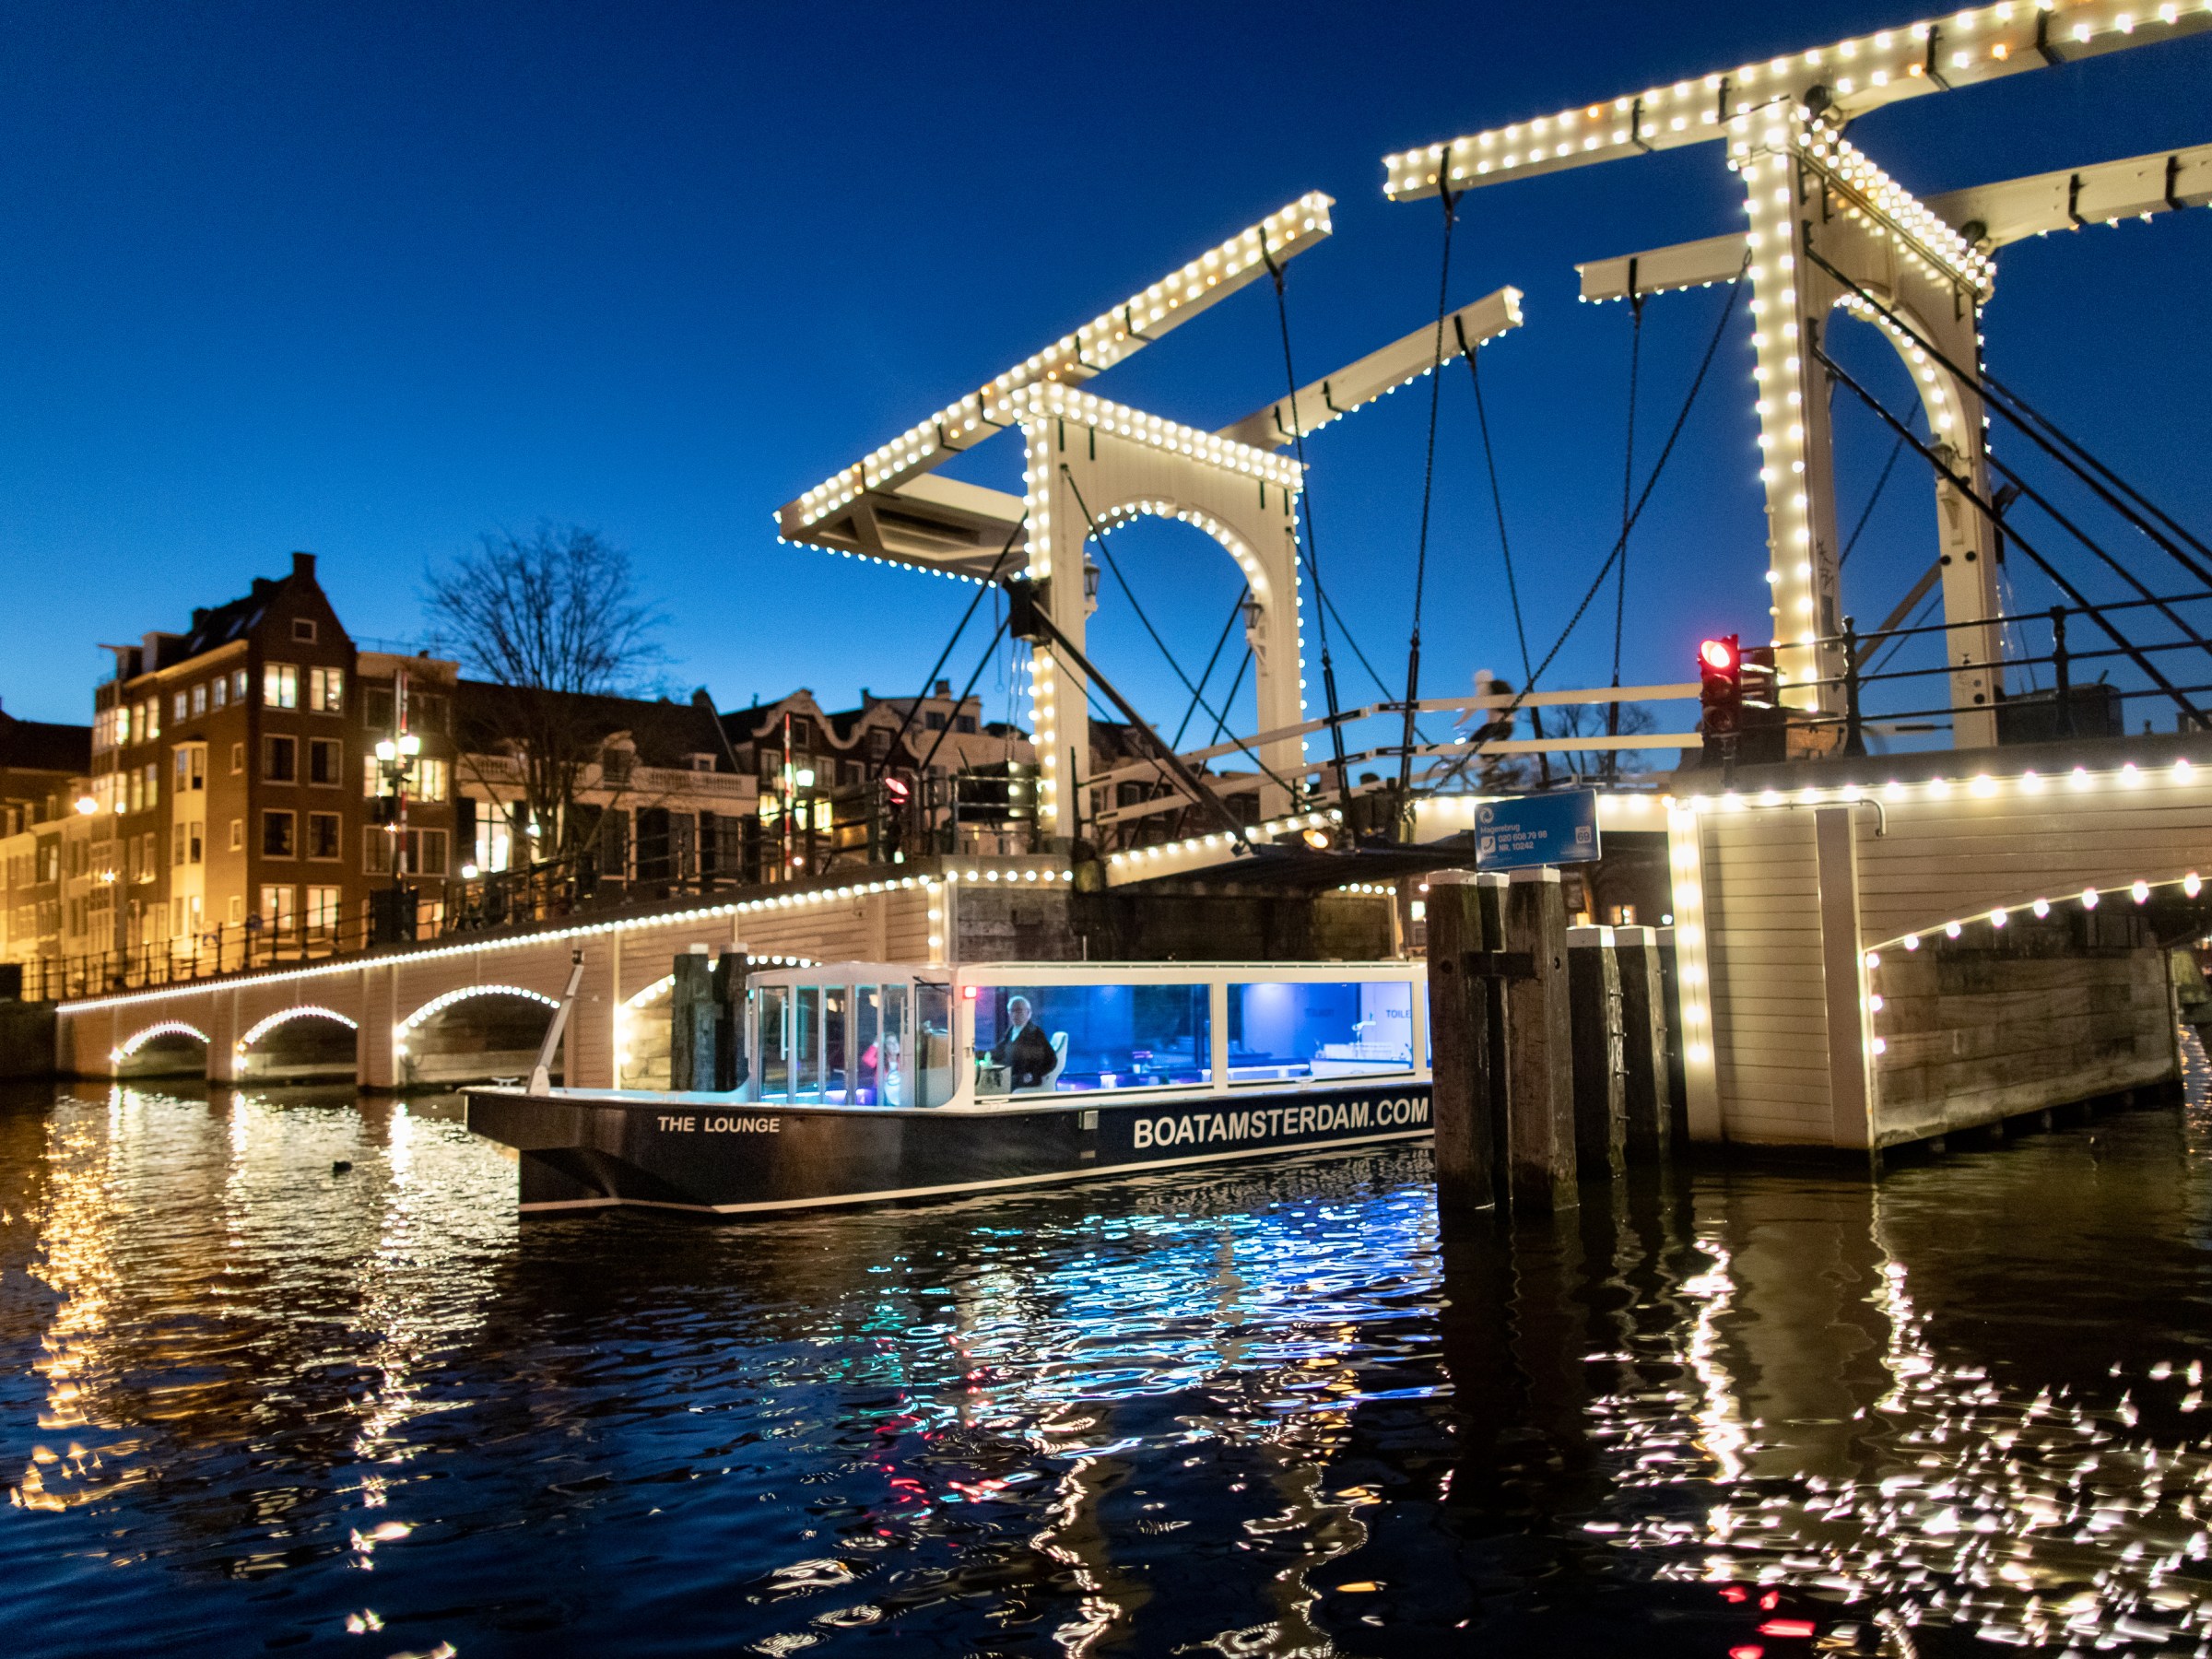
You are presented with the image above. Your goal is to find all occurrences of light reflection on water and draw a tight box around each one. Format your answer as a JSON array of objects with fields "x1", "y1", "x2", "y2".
[{"x1": 4, "y1": 1069, "x2": 2212, "y2": 1655}]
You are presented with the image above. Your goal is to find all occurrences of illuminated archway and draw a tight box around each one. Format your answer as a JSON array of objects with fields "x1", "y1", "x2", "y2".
[{"x1": 112, "y1": 1021, "x2": 208, "y2": 1064}]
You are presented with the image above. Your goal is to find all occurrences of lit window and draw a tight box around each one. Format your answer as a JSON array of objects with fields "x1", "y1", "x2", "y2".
[
  {"x1": 265, "y1": 664, "x2": 299, "y2": 709},
  {"x1": 191, "y1": 683, "x2": 207, "y2": 716},
  {"x1": 971, "y1": 982, "x2": 1214, "y2": 1097},
  {"x1": 211, "y1": 676, "x2": 227, "y2": 711},
  {"x1": 309, "y1": 666, "x2": 344, "y2": 713},
  {"x1": 416, "y1": 757, "x2": 449, "y2": 804},
  {"x1": 172, "y1": 690, "x2": 187, "y2": 722},
  {"x1": 231, "y1": 668, "x2": 249, "y2": 703},
  {"x1": 305, "y1": 886, "x2": 340, "y2": 935},
  {"x1": 259, "y1": 885, "x2": 296, "y2": 928}
]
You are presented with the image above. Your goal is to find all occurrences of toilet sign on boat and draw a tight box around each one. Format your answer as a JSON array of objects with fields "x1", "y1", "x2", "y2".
[{"x1": 1475, "y1": 790, "x2": 1601, "y2": 871}]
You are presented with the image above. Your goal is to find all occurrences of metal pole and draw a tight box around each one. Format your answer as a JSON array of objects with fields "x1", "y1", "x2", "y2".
[
  {"x1": 1841, "y1": 616, "x2": 1867, "y2": 758},
  {"x1": 2052, "y1": 606, "x2": 2075, "y2": 739}
]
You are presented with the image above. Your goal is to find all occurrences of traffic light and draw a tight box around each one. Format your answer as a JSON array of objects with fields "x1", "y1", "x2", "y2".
[{"x1": 1699, "y1": 634, "x2": 1744, "y2": 737}]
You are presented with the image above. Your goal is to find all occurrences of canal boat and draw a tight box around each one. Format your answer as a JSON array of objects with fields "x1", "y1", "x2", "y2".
[{"x1": 466, "y1": 959, "x2": 1432, "y2": 1217}]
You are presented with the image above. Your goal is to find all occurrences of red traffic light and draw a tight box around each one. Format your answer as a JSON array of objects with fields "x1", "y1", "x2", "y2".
[
  {"x1": 882, "y1": 775, "x2": 911, "y2": 803},
  {"x1": 1700, "y1": 637, "x2": 1738, "y2": 673}
]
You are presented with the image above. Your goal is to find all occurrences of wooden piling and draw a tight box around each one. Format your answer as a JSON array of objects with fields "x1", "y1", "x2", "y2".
[
  {"x1": 1567, "y1": 925, "x2": 1628, "y2": 1182},
  {"x1": 1426, "y1": 870, "x2": 1500, "y2": 1213},
  {"x1": 669, "y1": 944, "x2": 716, "y2": 1091},
  {"x1": 712, "y1": 950, "x2": 749, "y2": 1090},
  {"x1": 1505, "y1": 868, "x2": 1578, "y2": 1210},
  {"x1": 1613, "y1": 925, "x2": 1674, "y2": 1166}
]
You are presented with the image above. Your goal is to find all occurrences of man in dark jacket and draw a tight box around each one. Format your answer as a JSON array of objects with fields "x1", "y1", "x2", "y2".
[{"x1": 993, "y1": 995, "x2": 1058, "y2": 1090}]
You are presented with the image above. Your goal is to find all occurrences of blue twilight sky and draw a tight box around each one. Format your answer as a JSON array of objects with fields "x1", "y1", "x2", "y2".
[{"x1": 2, "y1": 2, "x2": 2208, "y2": 743}]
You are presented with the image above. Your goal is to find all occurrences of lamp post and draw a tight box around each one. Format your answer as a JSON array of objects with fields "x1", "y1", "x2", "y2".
[{"x1": 373, "y1": 726, "x2": 420, "y2": 941}]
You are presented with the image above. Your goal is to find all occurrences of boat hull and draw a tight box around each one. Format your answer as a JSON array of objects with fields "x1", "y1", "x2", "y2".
[{"x1": 465, "y1": 1083, "x2": 1433, "y2": 1217}]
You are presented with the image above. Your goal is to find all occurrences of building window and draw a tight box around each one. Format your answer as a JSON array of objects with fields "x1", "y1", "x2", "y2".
[
  {"x1": 309, "y1": 737, "x2": 342, "y2": 786},
  {"x1": 231, "y1": 742, "x2": 244, "y2": 774},
  {"x1": 411, "y1": 691, "x2": 447, "y2": 735},
  {"x1": 924, "y1": 711, "x2": 946, "y2": 730},
  {"x1": 362, "y1": 756, "x2": 381, "y2": 799},
  {"x1": 306, "y1": 812, "x2": 341, "y2": 860},
  {"x1": 265, "y1": 663, "x2": 298, "y2": 709},
  {"x1": 259, "y1": 885, "x2": 295, "y2": 928},
  {"x1": 145, "y1": 699, "x2": 160, "y2": 741},
  {"x1": 364, "y1": 827, "x2": 447, "y2": 877},
  {"x1": 263, "y1": 809, "x2": 297, "y2": 858},
  {"x1": 172, "y1": 825, "x2": 186, "y2": 867},
  {"x1": 228, "y1": 894, "x2": 243, "y2": 924},
  {"x1": 211, "y1": 675, "x2": 227, "y2": 711},
  {"x1": 292, "y1": 618, "x2": 318, "y2": 642},
  {"x1": 191, "y1": 683, "x2": 207, "y2": 716},
  {"x1": 305, "y1": 886, "x2": 340, "y2": 935},
  {"x1": 229, "y1": 818, "x2": 243, "y2": 852},
  {"x1": 265, "y1": 735, "x2": 297, "y2": 782},
  {"x1": 231, "y1": 668, "x2": 249, "y2": 704},
  {"x1": 956, "y1": 715, "x2": 978, "y2": 735},
  {"x1": 416, "y1": 757, "x2": 449, "y2": 803},
  {"x1": 363, "y1": 687, "x2": 394, "y2": 732},
  {"x1": 172, "y1": 690, "x2": 188, "y2": 723},
  {"x1": 309, "y1": 666, "x2": 344, "y2": 713},
  {"x1": 173, "y1": 746, "x2": 205, "y2": 792}
]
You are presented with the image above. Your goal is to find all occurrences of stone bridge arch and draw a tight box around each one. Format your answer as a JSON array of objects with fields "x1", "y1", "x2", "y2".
[
  {"x1": 236, "y1": 1005, "x2": 359, "y2": 1081},
  {"x1": 394, "y1": 983, "x2": 560, "y2": 1088},
  {"x1": 112, "y1": 1020, "x2": 209, "y2": 1077}
]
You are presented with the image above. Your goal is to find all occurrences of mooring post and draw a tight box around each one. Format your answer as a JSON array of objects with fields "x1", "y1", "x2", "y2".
[
  {"x1": 1567, "y1": 924, "x2": 1629, "y2": 1182},
  {"x1": 1653, "y1": 924, "x2": 1689, "y2": 1148},
  {"x1": 669, "y1": 943, "x2": 715, "y2": 1091},
  {"x1": 1426, "y1": 869, "x2": 1500, "y2": 1213},
  {"x1": 712, "y1": 950, "x2": 750, "y2": 1091},
  {"x1": 1505, "y1": 867, "x2": 1578, "y2": 1209},
  {"x1": 1612, "y1": 924, "x2": 1673, "y2": 1165}
]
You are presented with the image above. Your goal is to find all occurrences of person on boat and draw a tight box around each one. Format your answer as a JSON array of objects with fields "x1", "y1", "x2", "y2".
[{"x1": 992, "y1": 995, "x2": 1057, "y2": 1091}]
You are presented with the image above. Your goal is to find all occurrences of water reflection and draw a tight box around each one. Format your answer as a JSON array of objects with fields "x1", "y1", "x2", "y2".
[{"x1": 5, "y1": 1069, "x2": 2212, "y2": 1653}]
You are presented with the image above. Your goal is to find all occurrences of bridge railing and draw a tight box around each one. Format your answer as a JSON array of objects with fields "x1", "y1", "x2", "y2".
[{"x1": 1796, "y1": 589, "x2": 2212, "y2": 754}]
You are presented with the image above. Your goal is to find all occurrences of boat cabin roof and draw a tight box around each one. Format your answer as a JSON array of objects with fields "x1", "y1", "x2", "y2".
[{"x1": 742, "y1": 959, "x2": 1423, "y2": 988}]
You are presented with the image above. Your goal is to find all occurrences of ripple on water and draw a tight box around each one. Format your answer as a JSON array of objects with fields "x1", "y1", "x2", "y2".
[{"x1": 5, "y1": 1072, "x2": 2212, "y2": 1655}]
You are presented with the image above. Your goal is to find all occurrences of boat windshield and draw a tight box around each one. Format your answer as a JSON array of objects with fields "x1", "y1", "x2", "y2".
[{"x1": 971, "y1": 982, "x2": 1211, "y2": 1098}]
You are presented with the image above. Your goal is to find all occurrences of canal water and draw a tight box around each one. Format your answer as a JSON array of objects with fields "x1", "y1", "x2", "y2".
[{"x1": 6, "y1": 1061, "x2": 2212, "y2": 1657}]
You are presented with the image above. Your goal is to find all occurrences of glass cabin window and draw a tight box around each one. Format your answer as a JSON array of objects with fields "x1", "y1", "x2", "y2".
[
  {"x1": 971, "y1": 982, "x2": 1211, "y2": 1098},
  {"x1": 917, "y1": 982, "x2": 952, "y2": 1108},
  {"x1": 821, "y1": 986, "x2": 848, "y2": 1105},
  {"x1": 756, "y1": 985, "x2": 789, "y2": 1100},
  {"x1": 880, "y1": 983, "x2": 909, "y2": 1107},
  {"x1": 1226, "y1": 980, "x2": 1416, "y2": 1082},
  {"x1": 793, "y1": 987, "x2": 820, "y2": 1103}
]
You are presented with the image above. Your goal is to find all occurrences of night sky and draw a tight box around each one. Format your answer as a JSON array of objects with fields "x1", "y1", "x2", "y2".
[{"x1": 3, "y1": 2, "x2": 2207, "y2": 747}]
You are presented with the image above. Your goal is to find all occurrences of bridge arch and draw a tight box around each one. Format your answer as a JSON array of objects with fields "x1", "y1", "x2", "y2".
[
  {"x1": 395, "y1": 984, "x2": 561, "y2": 1088},
  {"x1": 236, "y1": 1006, "x2": 359, "y2": 1081},
  {"x1": 112, "y1": 1021, "x2": 209, "y2": 1076}
]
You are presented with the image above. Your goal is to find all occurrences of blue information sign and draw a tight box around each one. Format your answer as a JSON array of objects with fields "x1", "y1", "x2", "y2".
[{"x1": 1474, "y1": 789, "x2": 1602, "y2": 871}]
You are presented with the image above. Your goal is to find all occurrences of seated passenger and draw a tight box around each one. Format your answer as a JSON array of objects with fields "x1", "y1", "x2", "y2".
[{"x1": 992, "y1": 994, "x2": 1057, "y2": 1091}]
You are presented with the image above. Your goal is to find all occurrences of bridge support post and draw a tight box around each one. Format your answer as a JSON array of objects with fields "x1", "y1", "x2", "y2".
[
  {"x1": 359, "y1": 963, "x2": 399, "y2": 1091},
  {"x1": 1815, "y1": 806, "x2": 1876, "y2": 1152},
  {"x1": 1567, "y1": 925, "x2": 1628, "y2": 1182},
  {"x1": 1504, "y1": 868, "x2": 1577, "y2": 1211},
  {"x1": 1614, "y1": 926, "x2": 1674, "y2": 1166},
  {"x1": 1425, "y1": 870, "x2": 1503, "y2": 1215},
  {"x1": 206, "y1": 988, "x2": 241, "y2": 1085}
]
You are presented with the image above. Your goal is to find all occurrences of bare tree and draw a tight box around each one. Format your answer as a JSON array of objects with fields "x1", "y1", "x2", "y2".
[
  {"x1": 1545, "y1": 700, "x2": 1659, "y2": 781},
  {"x1": 425, "y1": 524, "x2": 667, "y2": 857}
]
